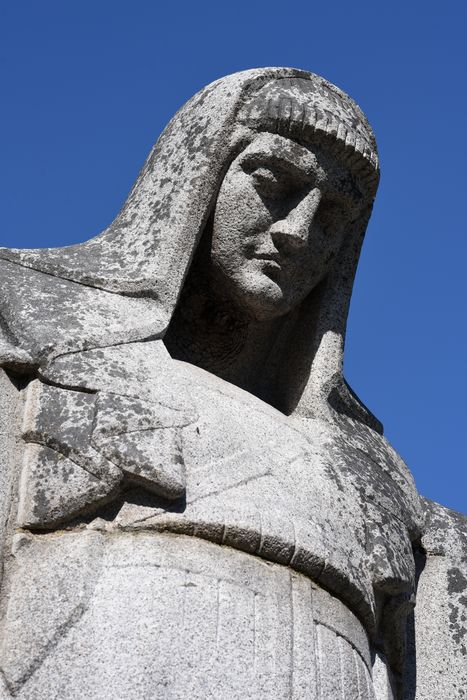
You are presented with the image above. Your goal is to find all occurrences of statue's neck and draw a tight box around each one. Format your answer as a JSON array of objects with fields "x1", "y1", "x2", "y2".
[{"x1": 164, "y1": 269, "x2": 288, "y2": 406}]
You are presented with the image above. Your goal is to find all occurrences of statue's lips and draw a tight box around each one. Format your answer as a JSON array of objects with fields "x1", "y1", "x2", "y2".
[
  {"x1": 251, "y1": 255, "x2": 283, "y2": 281},
  {"x1": 253, "y1": 254, "x2": 282, "y2": 271}
]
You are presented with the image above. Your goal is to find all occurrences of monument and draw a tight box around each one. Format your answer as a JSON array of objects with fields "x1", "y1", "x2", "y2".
[{"x1": 0, "y1": 68, "x2": 465, "y2": 699}]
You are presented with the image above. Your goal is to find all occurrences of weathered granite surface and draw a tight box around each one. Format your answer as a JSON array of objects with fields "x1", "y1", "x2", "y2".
[
  {"x1": 403, "y1": 500, "x2": 467, "y2": 699},
  {"x1": 0, "y1": 68, "x2": 464, "y2": 699}
]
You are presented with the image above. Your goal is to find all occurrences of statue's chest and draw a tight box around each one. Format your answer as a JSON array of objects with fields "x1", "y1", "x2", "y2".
[
  {"x1": 18, "y1": 344, "x2": 420, "y2": 626},
  {"x1": 180, "y1": 373, "x2": 353, "y2": 529},
  {"x1": 167, "y1": 368, "x2": 421, "y2": 617}
]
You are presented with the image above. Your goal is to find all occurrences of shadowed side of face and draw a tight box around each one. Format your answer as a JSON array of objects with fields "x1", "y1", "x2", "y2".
[{"x1": 210, "y1": 133, "x2": 365, "y2": 321}]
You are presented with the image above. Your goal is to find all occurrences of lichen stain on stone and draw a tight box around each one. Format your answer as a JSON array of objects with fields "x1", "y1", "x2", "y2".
[{"x1": 448, "y1": 566, "x2": 467, "y2": 595}]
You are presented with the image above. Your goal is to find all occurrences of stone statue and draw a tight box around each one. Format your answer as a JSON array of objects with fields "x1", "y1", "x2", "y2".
[{"x1": 0, "y1": 68, "x2": 465, "y2": 699}]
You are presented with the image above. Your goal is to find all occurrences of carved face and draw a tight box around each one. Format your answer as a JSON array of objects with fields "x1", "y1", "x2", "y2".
[{"x1": 210, "y1": 133, "x2": 365, "y2": 321}]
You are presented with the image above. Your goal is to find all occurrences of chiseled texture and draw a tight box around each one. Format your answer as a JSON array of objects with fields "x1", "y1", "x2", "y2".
[
  {"x1": 0, "y1": 342, "x2": 422, "y2": 699},
  {"x1": 0, "y1": 69, "x2": 464, "y2": 699},
  {"x1": 1, "y1": 533, "x2": 379, "y2": 700},
  {"x1": 0, "y1": 371, "x2": 22, "y2": 587},
  {"x1": 407, "y1": 500, "x2": 467, "y2": 699}
]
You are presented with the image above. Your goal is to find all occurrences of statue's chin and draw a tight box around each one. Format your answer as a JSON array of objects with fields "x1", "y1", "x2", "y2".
[{"x1": 229, "y1": 272, "x2": 293, "y2": 322}]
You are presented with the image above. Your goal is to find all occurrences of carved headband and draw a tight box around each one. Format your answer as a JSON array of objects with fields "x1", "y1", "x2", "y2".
[{"x1": 239, "y1": 76, "x2": 379, "y2": 195}]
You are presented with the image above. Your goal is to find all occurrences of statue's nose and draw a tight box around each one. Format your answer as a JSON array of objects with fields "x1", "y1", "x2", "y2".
[{"x1": 269, "y1": 188, "x2": 322, "y2": 249}]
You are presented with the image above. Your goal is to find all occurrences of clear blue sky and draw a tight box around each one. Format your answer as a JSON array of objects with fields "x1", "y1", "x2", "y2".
[{"x1": 1, "y1": 1, "x2": 466, "y2": 513}]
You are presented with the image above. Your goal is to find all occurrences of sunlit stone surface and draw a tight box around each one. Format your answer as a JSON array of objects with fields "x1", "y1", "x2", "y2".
[{"x1": 0, "y1": 68, "x2": 465, "y2": 699}]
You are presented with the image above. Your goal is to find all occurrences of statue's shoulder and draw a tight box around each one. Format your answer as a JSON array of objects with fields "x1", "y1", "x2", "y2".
[
  {"x1": 422, "y1": 497, "x2": 467, "y2": 558},
  {"x1": 0, "y1": 253, "x2": 167, "y2": 369},
  {"x1": 407, "y1": 498, "x2": 467, "y2": 699}
]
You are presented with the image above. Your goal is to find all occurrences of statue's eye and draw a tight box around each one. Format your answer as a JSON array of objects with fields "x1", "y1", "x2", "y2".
[
  {"x1": 317, "y1": 199, "x2": 350, "y2": 233},
  {"x1": 249, "y1": 166, "x2": 291, "y2": 199}
]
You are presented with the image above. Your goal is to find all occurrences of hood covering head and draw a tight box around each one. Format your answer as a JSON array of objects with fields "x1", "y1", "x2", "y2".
[{"x1": 0, "y1": 67, "x2": 381, "y2": 431}]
